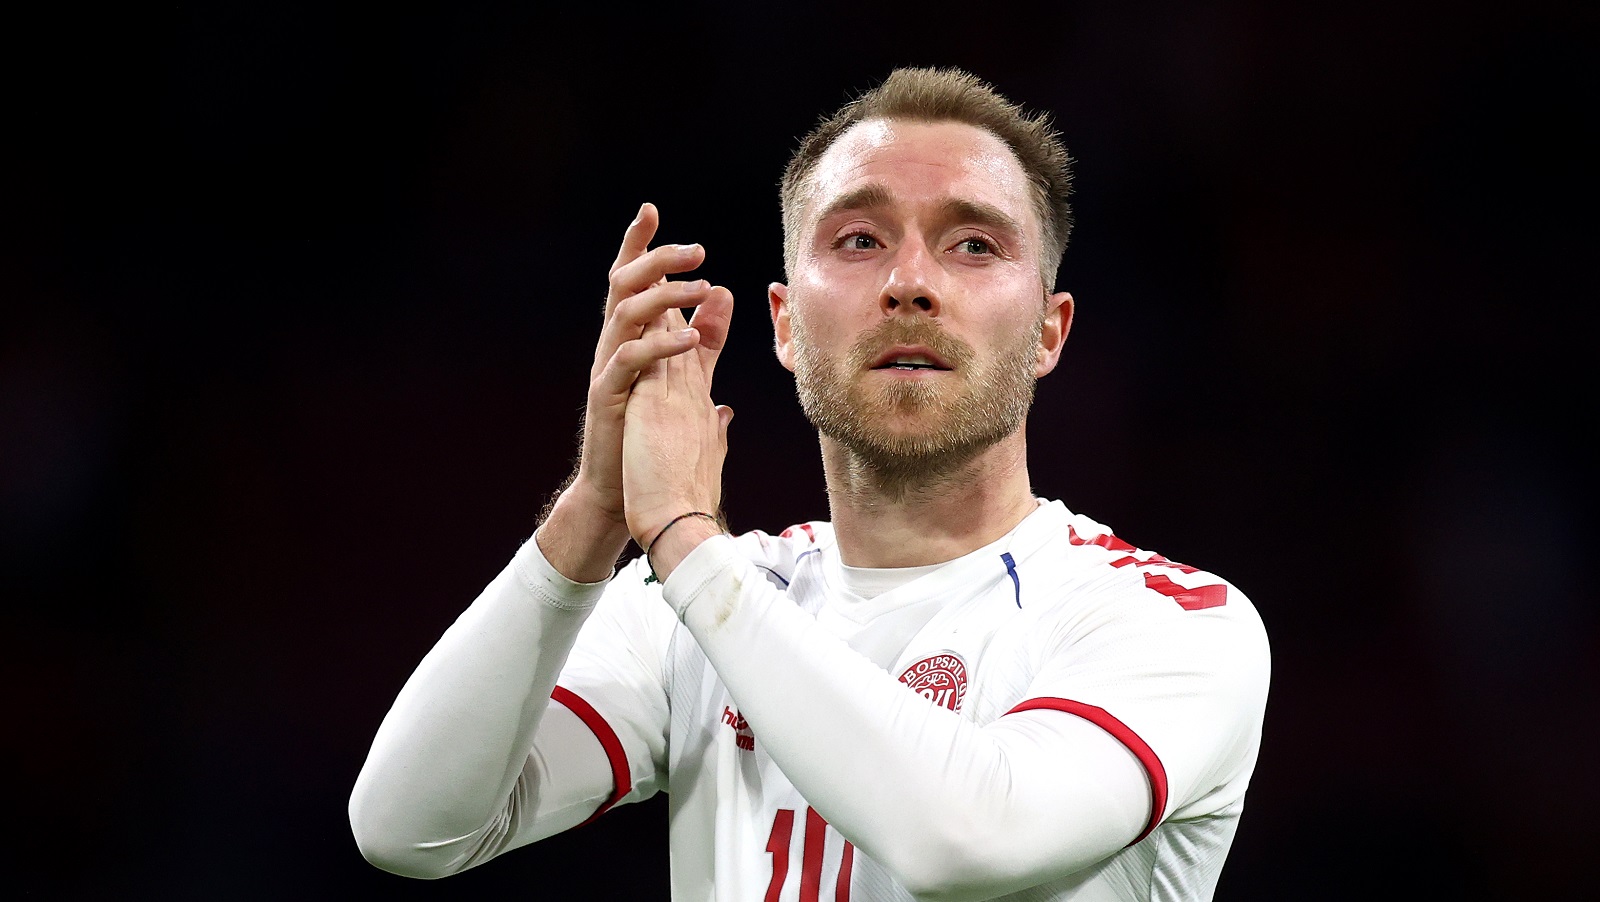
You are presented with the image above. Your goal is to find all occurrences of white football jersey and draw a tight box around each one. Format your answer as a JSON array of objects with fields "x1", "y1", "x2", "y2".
[{"x1": 553, "y1": 499, "x2": 1269, "y2": 901}]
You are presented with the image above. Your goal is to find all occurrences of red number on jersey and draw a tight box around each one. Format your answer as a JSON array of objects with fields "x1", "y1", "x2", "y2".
[
  {"x1": 765, "y1": 806, "x2": 853, "y2": 902},
  {"x1": 765, "y1": 809, "x2": 794, "y2": 902}
]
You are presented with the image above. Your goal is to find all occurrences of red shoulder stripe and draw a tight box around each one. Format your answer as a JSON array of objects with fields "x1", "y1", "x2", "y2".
[
  {"x1": 1142, "y1": 573, "x2": 1227, "y2": 610},
  {"x1": 779, "y1": 523, "x2": 818, "y2": 542}
]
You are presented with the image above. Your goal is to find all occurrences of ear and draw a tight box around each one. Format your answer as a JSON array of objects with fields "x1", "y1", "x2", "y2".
[
  {"x1": 1034, "y1": 291, "x2": 1073, "y2": 377},
  {"x1": 769, "y1": 282, "x2": 797, "y2": 373}
]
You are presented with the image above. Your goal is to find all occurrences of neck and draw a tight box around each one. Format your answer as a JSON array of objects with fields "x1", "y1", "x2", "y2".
[{"x1": 820, "y1": 429, "x2": 1040, "y2": 568}]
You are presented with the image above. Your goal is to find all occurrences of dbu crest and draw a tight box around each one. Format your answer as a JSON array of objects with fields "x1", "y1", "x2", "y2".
[{"x1": 897, "y1": 652, "x2": 968, "y2": 712}]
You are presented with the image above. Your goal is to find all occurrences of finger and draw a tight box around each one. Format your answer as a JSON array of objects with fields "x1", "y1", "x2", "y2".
[
  {"x1": 688, "y1": 285, "x2": 734, "y2": 353},
  {"x1": 611, "y1": 279, "x2": 711, "y2": 334},
  {"x1": 607, "y1": 202, "x2": 658, "y2": 283},
  {"x1": 717, "y1": 404, "x2": 734, "y2": 439},
  {"x1": 687, "y1": 285, "x2": 734, "y2": 382},
  {"x1": 608, "y1": 242, "x2": 706, "y2": 305},
  {"x1": 593, "y1": 279, "x2": 716, "y2": 377},
  {"x1": 594, "y1": 327, "x2": 700, "y2": 400},
  {"x1": 603, "y1": 203, "x2": 667, "y2": 321}
]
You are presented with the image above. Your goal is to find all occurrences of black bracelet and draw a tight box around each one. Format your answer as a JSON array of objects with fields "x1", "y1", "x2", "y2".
[{"x1": 644, "y1": 511, "x2": 721, "y2": 584}]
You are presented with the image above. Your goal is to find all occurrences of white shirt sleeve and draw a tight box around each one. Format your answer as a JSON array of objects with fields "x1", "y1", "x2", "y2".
[
  {"x1": 348, "y1": 535, "x2": 630, "y2": 878},
  {"x1": 1015, "y1": 570, "x2": 1272, "y2": 826},
  {"x1": 663, "y1": 536, "x2": 1156, "y2": 902},
  {"x1": 545, "y1": 553, "x2": 677, "y2": 811}
]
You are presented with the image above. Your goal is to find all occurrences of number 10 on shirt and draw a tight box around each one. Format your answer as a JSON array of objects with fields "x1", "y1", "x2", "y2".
[{"x1": 766, "y1": 807, "x2": 855, "y2": 902}]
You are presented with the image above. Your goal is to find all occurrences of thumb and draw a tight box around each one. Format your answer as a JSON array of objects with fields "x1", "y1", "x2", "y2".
[{"x1": 716, "y1": 405, "x2": 734, "y2": 446}]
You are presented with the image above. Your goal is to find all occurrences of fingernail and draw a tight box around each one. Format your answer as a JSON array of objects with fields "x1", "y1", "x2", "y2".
[
  {"x1": 678, "y1": 328, "x2": 697, "y2": 341},
  {"x1": 674, "y1": 243, "x2": 700, "y2": 253}
]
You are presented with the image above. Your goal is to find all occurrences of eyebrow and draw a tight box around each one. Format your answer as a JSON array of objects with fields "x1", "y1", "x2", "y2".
[
  {"x1": 813, "y1": 183, "x2": 1025, "y2": 239},
  {"x1": 938, "y1": 197, "x2": 1024, "y2": 239},
  {"x1": 814, "y1": 183, "x2": 894, "y2": 224}
]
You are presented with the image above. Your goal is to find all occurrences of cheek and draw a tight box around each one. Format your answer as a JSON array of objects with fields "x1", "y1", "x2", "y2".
[
  {"x1": 790, "y1": 285, "x2": 868, "y2": 349},
  {"x1": 795, "y1": 314, "x2": 847, "y2": 360},
  {"x1": 980, "y1": 304, "x2": 1047, "y2": 360},
  {"x1": 801, "y1": 255, "x2": 885, "y2": 297}
]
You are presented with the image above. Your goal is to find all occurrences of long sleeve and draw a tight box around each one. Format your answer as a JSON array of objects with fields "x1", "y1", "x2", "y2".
[
  {"x1": 662, "y1": 535, "x2": 1154, "y2": 902},
  {"x1": 348, "y1": 535, "x2": 617, "y2": 878}
]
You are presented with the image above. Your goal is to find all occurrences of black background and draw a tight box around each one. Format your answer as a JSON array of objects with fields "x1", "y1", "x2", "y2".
[{"x1": 5, "y1": 2, "x2": 1596, "y2": 898}]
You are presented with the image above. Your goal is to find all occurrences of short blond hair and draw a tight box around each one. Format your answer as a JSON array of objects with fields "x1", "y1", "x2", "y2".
[{"x1": 780, "y1": 67, "x2": 1074, "y2": 289}]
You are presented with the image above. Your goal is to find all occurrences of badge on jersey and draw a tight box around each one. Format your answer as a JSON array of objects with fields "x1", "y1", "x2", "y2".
[{"x1": 896, "y1": 651, "x2": 969, "y2": 713}]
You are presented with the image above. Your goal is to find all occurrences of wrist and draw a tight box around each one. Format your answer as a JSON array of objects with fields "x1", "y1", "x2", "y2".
[
  {"x1": 536, "y1": 483, "x2": 634, "y2": 583},
  {"x1": 567, "y1": 468, "x2": 627, "y2": 525},
  {"x1": 645, "y1": 511, "x2": 725, "y2": 584}
]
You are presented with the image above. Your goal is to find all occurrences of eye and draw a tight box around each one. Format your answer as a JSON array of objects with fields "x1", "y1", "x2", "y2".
[
  {"x1": 834, "y1": 231, "x2": 882, "y2": 251},
  {"x1": 955, "y1": 237, "x2": 993, "y2": 256}
]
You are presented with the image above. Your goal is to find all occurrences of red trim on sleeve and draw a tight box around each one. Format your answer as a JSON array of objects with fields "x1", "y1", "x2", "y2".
[
  {"x1": 551, "y1": 686, "x2": 632, "y2": 827},
  {"x1": 1005, "y1": 697, "x2": 1169, "y2": 845}
]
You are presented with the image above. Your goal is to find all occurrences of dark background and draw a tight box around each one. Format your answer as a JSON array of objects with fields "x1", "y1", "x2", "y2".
[{"x1": 5, "y1": 1, "x2": 1595, "y2": 898}]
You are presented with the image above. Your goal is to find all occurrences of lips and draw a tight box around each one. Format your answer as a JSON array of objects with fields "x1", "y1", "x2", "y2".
[{"x1": 869, "y1": 345, "x2": 953, "y2": 371}]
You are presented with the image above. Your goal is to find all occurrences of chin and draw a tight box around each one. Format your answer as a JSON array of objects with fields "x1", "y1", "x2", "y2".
[{"x1": 839, "y1": 411, "x2": 1004, "y2": 463}]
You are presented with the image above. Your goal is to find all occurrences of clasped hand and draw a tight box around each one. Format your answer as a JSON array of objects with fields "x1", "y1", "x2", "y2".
[{"x1": 577, "y1": 203, "x2": 734, "y2": 564}]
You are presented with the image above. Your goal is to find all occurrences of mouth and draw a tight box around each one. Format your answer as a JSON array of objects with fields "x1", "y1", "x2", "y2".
[{"x1": 869, "y1": 346, "x2": 954, "y2": 372}]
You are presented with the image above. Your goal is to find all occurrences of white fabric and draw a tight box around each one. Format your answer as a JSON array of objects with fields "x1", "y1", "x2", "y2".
[
  {"x1": 838, "y1": 558, "x2": 946, "y2": 599},
  {"x1": 351, "y1": 500, "x2": 1270, "y2": 901},
  {"x1": 347, "y1": 536, "x2": 615, "y2": 876}
]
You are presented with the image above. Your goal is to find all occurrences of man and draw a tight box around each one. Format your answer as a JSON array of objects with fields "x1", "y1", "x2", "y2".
[{"x1": 350, "y1": 67, "x2": 1270, "y2": 901}]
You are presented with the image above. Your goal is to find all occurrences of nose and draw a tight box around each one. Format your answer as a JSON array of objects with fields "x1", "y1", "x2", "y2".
[{"x1": 879, "y1": 241, "x2": 941, "y2": 317}]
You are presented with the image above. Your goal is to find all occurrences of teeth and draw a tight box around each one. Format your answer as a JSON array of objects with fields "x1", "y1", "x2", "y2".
[{"x1": 891, "y1": 354, "x2": 935, "y2": 366}]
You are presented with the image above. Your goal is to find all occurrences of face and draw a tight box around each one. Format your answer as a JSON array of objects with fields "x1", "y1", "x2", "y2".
[{"x1": 770, "y1": 119, "x2": 1072, "y2": 471}]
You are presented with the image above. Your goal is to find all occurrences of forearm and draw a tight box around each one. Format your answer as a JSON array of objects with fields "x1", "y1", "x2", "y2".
[
  {"x1": 663, "y1": 537, "x2": 1149, "y2": 901},
  {"x1": 349, "y1": 534, "x2": 610, "y2": 876}
]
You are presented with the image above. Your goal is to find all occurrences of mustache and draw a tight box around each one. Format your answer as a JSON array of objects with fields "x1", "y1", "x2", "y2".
[{"x1": 846, "y1": 318, "x2": 974, "y2": 370}]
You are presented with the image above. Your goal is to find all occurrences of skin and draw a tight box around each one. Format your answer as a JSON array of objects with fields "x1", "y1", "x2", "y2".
[
  {"x1": 538, "y1": 118, "x2": 1073, "y2": 583},
  {"x1": 533, "y1": 202, "x2": 733, "y2": 584}
]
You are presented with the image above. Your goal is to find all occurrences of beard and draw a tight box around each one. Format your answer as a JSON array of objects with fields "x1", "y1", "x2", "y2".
[{"x1": 790, "y1": 312, "x2": 1040, "y2": 495}]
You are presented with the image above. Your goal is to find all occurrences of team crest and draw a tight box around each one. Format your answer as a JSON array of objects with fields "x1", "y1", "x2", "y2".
[{"x1": 897, "y1": 652, "x2": 968, "y2": 713}]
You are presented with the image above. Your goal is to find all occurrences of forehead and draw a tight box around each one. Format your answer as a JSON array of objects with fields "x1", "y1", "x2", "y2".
[{"x1": 806, "y1": 118, "x2": 1034, "y2": 226}]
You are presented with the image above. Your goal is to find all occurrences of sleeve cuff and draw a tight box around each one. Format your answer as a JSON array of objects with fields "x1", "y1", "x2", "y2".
[
  {"x1": 660, "y1": 533, "x2": 741, "y2": 621},
  {"x1": 511, "y1": 533, "x2": 613, "y2": 612}
]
